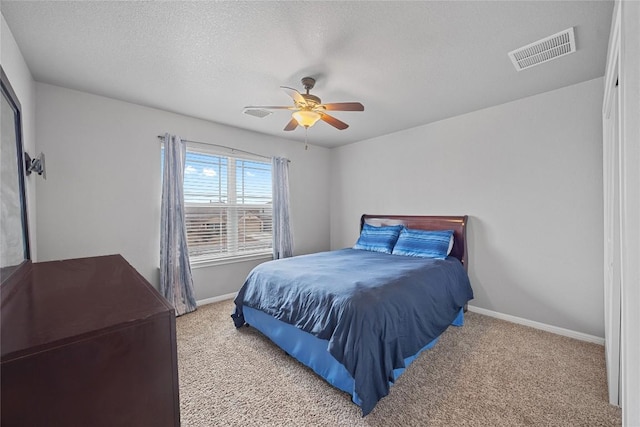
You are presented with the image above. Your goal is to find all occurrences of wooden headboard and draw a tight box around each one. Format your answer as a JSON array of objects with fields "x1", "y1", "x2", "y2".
[{"x1": 360, "y1": 214, "x2": 468, "y2": 270}]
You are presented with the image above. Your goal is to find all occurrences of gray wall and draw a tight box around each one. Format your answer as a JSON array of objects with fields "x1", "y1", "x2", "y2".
[
  {"x1": 330, "y1": 77, "x2": 604, "y2": 337},
  {"x1": 34, "y1": 83, "x2": 331, "y2": 300}
]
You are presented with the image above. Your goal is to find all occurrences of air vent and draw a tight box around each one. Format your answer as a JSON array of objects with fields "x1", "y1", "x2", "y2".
[
  {"x1": 508, "y1": 27, "x2": 576, "y2": 71},
  {"x1": 243, "y1": 108, "x2": 272, "y2": 118}
]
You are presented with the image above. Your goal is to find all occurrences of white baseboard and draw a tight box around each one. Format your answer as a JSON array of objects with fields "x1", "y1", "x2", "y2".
[
  {"x1": 196, "y1": 292, "x2": 237, "y2": 307},
  {"x1": 467, "y1": 305, "x2": 605, "y2": 346}
]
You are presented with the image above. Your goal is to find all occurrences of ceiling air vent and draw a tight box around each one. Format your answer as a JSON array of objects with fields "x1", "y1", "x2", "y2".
[
  {"x1": 508, "y1": 27, "x2": 576, "y2": 71},
  {"x1": 243, "y1": 108, "x2": 272, "y2": 118}
]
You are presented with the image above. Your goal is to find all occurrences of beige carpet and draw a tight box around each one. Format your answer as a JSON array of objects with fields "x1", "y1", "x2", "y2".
[{"x1": 176, "y1": 300, "x2": 621, "y2": 426}]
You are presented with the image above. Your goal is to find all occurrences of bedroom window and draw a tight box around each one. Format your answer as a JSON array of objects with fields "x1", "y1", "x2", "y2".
[{"x1": 163, "y1": 146, "x2": 273, "y2": 264}]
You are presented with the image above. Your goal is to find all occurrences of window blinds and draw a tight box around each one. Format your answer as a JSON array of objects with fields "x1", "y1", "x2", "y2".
[{"x1": 163, "y1": 147, "x2": 273, "y2": 263}]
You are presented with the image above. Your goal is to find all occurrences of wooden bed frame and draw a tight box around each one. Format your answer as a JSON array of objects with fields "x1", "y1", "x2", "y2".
[{"x1": 361, "y1": 214, "x2": 468, "y2": 270}]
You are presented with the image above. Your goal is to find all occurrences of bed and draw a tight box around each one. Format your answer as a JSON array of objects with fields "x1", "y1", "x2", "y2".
[{"x1": 232, "y1": 214, "x2": 473, "y2": 415}]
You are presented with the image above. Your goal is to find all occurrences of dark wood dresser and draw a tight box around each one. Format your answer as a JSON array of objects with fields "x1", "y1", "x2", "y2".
[{"x1": 1, "y1": 255, "x2": 180, "y2": 426}]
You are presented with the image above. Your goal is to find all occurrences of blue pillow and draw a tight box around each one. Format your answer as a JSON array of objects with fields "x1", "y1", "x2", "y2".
[
  {"x1": 353, "y1": 224, "x2": 404, "y2": 254},
  {"x1": 392, "y1": 228, "x2": 454, "y2": 259}
]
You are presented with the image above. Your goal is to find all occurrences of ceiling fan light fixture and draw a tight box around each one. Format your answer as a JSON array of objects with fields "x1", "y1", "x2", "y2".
[
  {"x1": 292, "y1": 110, "x2": 321, "y2": 128},
  {"x1": 244, "y1": 77, "x2": 363, "y2": 132}
]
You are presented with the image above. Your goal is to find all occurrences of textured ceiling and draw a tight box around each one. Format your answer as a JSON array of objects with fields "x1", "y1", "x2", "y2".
[{"x1": 1, "y1": 1, "x2": 613, "y2": 148}]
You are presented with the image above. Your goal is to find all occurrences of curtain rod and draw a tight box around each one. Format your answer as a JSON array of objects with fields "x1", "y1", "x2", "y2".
[{"x1": 157, "y1": 135, "x2": 277, "y2": 161}]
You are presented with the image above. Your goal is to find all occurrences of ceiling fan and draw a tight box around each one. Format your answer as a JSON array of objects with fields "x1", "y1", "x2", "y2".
[{"x1": 243, "y1": 77, "x2": 364, "y2": 131}]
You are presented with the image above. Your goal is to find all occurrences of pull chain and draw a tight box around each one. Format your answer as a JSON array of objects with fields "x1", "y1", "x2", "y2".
[{"x1": 304, "y1": 127, "x2": 309, "y2": 150}]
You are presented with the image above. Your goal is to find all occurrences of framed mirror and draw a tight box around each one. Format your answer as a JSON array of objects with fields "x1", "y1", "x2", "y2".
[{"x1": 1, "y1": 66, "x2": 31, "y2": 282}]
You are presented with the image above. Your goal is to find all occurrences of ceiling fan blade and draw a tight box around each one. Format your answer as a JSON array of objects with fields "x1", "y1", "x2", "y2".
[
  {"x1": 320, "y1": 113, "x2": 349, "y2": 130},
  {"x1": 280, "y1": 86, "x2": 307, "y2": 106},
  {"x1": 321, "y1": 102, "x2": 364, "y2": 111},
  {"x1": 283, "y1": 117, "x2": 299, "y2": 131}
]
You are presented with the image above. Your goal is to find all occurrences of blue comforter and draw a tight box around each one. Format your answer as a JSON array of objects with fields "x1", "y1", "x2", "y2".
[{"x1": 232, "y1": 249, "x2": 473, "y2": 415}]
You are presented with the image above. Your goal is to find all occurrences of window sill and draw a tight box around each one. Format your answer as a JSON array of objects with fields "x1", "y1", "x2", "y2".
[{"x1": 189, "y1": 252, "x2": 273, "y2": 269}]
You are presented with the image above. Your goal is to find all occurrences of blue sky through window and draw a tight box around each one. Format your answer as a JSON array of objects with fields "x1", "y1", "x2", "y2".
[{"x1": 162, "y1": 148, "x2": 272, "y2": 204}]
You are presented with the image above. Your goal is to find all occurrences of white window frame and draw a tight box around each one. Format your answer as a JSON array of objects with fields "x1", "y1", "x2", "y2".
[{"x1": 163, "y1": 144, "x2": 273, "y2": 267}]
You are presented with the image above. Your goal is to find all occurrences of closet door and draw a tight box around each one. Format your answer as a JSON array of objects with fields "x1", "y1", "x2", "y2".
[
  {"x1": 602, "y1": 77, "x2": 621, "y2": 406},
  {"x1": 604, "y1": 1, "x2": 640, "y2": 423},
  {"x1": 617, "y1": 1, "x2": 640, "y2": 424},
  {"x1": 602, "y1": 1, "x2": 621, "y2": 406}
]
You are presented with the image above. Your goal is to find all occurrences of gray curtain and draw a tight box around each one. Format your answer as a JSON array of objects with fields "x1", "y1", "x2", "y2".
[
  {"x1": 272, "y1": 157, "x2": 293, "y2": 259},
  {"x1": 160, "y1": 133, "x2": 197, "y2": 316}
]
